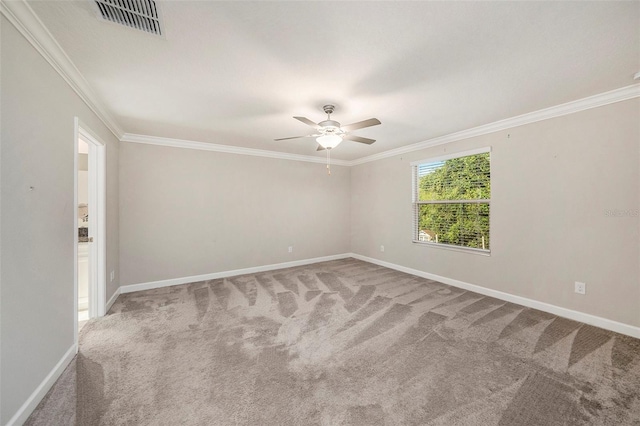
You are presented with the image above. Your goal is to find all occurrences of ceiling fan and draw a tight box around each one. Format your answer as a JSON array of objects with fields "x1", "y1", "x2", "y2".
[{"x1": 275, "y1": 105, "x2": 381, "y2": 151}]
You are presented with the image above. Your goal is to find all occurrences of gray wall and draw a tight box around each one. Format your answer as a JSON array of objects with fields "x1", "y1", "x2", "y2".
[
  {"x1": 119, "y1": 143, "x2": 350, "y2": 286},
  {"x1": 351, "y1": 98, "x2": 640, "y2": 327},
  {"x1": 0, "y1": 17, "x2": 120, "y2": 423}
]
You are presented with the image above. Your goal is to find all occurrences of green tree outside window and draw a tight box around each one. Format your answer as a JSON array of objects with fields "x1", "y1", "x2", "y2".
[{"x1": 417, "y1": 153, "x2": 490, "y2": 250}]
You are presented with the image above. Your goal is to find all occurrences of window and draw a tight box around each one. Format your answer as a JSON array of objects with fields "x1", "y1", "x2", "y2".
[{"x1": 412, "y1": 147, "x2": 491, "y2": 253}]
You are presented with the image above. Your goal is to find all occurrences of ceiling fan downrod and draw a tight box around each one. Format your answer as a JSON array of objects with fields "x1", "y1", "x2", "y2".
[
  {"x1": 323, "y1": 105, "x2": 335, "y2": 175},
  {"x1": 323, "y1": 104, "x2": 335, "y2": 119}
]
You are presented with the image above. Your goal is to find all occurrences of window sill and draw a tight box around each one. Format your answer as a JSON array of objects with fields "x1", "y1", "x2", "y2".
[{"x1": 412, "y1": 240, "x2": 491, "y2": 256}]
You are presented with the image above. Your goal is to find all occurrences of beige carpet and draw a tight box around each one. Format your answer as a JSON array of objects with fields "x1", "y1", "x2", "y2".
[{"x1": 27, "y1": 259, "x2": 640, "y2": 425}]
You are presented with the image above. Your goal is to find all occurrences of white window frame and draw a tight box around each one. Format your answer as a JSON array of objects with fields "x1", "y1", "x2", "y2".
[{"x1": 411, "y1": 147, "x2": 491, "y2": 255}]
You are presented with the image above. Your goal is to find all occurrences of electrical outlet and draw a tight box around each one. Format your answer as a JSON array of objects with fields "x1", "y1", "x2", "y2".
[
  {"x1": 380, "y1": 245, "x2": 385, "y2": 252},
  {"x1": 110, "y1": 270, "x2": 115, "y2": 282},
  {"x1": 288, "y1": 246, "x2": 293, "y2": 253},
  {"x1": 575, "y1": 281, "x2": 586, "y2": 295}
]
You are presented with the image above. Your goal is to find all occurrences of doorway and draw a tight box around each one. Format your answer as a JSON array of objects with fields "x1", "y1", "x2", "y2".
[
  {"x1": 78, "y1": 138, "x2": 90, "y2": 324},
  {"x1": 74, "y1": 119, "x2": 106, "y2": 342}
]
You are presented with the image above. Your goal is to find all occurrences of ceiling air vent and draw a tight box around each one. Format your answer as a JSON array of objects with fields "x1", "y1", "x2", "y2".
[{"x1": 93, "y1": 0, "x2": 163, "y2": 36}]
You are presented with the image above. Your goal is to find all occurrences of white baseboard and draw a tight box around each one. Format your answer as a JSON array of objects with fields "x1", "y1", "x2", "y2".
[
  {"x1": 119, "y1": 253, "x2": 352, "y2": 294},
  {"x1": 350, "y1": 253, "x2": 640, "y2": 339},
  {"x1": 117, "y1": 252, "x2": 640, "y2": 338},
  {"x1": 5, "y1": 344, "x2": 77, "y2": 426},
  {"x1": 105, "y1": 287, "x2": 121, "y2": 314}
]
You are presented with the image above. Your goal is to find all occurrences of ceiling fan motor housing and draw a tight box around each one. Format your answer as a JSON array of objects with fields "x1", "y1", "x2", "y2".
[
  {"x1": 318, "y1": 120, "x2": 342, "y2": 134},
  {"x1": 319, "y1": 105, "x2": 343, "y2": 134}
]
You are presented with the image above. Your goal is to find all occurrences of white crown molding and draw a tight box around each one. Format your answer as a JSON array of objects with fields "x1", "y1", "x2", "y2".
[
  {"x1": 1, "y1": 0, "x2": 124, "y2": 138},
  {"x1": 124, "y1": 84, "x2": 639, "y2": 167},
  {"x1": 121, "y1": 133, "x2": 352, "y2": 166},
  {"x1": 350, "y1": 83, "x2": 640, "y2": 166}
]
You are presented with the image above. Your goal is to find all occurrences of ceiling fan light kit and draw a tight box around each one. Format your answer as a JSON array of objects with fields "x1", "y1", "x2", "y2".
[
  {"x1": 275, "y1": 104, "x2": 381, "y2": 174},
  {"x1": 316, "y1": 134, "x2": 343, "y2": 149}
]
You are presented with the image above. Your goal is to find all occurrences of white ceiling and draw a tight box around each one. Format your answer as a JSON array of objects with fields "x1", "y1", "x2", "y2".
[{"x1": 29, "y1": 1, "x2": 640, "y2": 161}]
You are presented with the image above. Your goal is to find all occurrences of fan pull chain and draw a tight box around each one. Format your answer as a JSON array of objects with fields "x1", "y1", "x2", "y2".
[{"x1": 326, "y1": 148, "x2": 331, "y2": 175}]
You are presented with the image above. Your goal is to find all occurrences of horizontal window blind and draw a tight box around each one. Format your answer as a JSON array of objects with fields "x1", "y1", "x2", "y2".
[{"x1": 412, "y1": 149, "x2": 491, "y2": 252}]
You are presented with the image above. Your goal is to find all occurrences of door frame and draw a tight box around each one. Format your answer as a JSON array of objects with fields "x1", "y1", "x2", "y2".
[{"x1": 74, "y1": 118, "x2": 107, "y2": 346}]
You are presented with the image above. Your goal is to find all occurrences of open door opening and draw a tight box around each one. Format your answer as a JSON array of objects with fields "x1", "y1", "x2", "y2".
[
  {"x1": 74, "y1": 119, "x2": 106, "y2": 342},
  {"x1": 78, "y1": 138, "x2": 90, "y2": 326}
]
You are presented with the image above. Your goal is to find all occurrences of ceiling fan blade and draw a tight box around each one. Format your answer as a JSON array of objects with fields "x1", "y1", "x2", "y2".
[
  {"x1": 343, "y1": 134, "x2": 376, "y2": 145},
  {"x1": 274, "y1": 135, "x2": 315, "y2": 141},
  {"x1": 341, "y1": 118, "x2": 381, "y2": 132},
  {"x1": 317, "y1": 145, "x2": 326, "y2": 151},
  {"x1": 294, "y1": 116, "x2": 321, "y2": 129}
]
